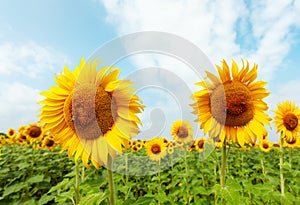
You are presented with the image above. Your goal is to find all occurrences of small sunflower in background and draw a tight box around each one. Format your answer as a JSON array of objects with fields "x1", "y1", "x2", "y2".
[
  {"x1": 41, "y1": 135, "x2": 56, "y2": 151},
  {"x1": 195, "y1": 138, "x2": 206, "y2": 152},
  {"x1": 283, "y1": 137, "x2": 300, "y2": 148},
  {"x1": 191, "y1": 59, "x2": 271, "y2": 147},
  {"x1": 39, "y1": 58, "x2": 144, "y2": 168},
  {"x1": 25, "y1": 124, "x2": 43, "y2": 143},
  {"x1": 259, "y1": 140, "x2": 273, "y2": 152},
  {"x1": 170, "y1": 120, "x2": 193, "y2": 144},
  {"x1": 273, "y1": 101, "x2": 300, "y2": 141},
  {"x1": 145, "y1": 137, "x2": 167, "y2": 162},
  {"x1": 7, "y1": 128, "x2": 16, "y2": 139}
]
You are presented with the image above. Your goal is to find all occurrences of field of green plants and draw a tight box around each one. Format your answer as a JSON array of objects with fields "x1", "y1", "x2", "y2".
[{"x1": 1, "y1": 143, "x2": 299, "y2": 205}]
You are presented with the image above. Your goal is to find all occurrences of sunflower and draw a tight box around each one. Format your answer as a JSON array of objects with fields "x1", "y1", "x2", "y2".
[
  {"x1": 283, "y1": 136, "x2": 300, "y2": 148},
  {"x1": 273, "y1": 101, "x2": 300, "y2": 141},
  {"x1": 145, "y1": 137, "x2": 167, "y2": 162},
  {"x1": 25, "y1": 124, "x2": 43, "y2": 143},
  {"x1": 191, "y1": 59, "x2": 271, "y2": 146},
  {"x1": 195, "y1": 138, "x2": 206, "y2": 152},
  {"x1": 39, "y1": 58, "x2": 144, "y2": 168},
  {"x1": 7, "y1": 128, "x2": 16, "y2": 138},
  {"x1": 259, "y1": 140, "x2": 272, "y2": 152},
  {"x1": 170, "y1": 120, "x2": 193, "y2": 144},
  {"x1": 41, "y1": 135, "x2": 56, "y2": 150}
]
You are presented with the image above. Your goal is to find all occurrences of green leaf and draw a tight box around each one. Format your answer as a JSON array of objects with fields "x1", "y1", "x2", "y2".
[
  {"x1": 27, "y1": 175, "x2": 44, "y2": 184},
  {"x1": 79, "y1": 192, "x2": 108, "y2": 205},
  {"x1": 38, "y1": 195, "x2": 55, "y2": 205},
  {"x1": 2, "y1": 182, "x2": 27, "y2": 197}
]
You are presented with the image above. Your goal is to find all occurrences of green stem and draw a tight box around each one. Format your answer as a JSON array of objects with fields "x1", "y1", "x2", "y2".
[
  {"x1": 220, "y1": 140, "x2": 227, "y2": 205},
  {"x1": 81, "y1": 166, "x2": 85, "y2": 183},
  {"x1": 184, "y1": 151, "x2": 190, "y2": 205},
  {"x1": 279, "y1": 138, "x2": 285, "y2": 200},
  {"x1": 75, "y1": 159, "x2": 80, "y2": 205},
  {"x1": 107, "y1": 155, "x2": 116, "y2": 205},
  {"x1": 289, "y1": 148, "x2": 292, "y2": 169}
]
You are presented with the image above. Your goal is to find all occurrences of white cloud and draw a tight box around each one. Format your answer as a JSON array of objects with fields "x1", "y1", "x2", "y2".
[
  {"x1": 0, "y1": 41, "x2": 69, "y2": 78},
  {"x1": 101, "y1": 0, "x2": 300, "y2": 141},
  {"x1": 0, "y1": 41, "x2": 70, "y2": 132},
  {"x1": 0, "y1": 82, "x2": 42, "y2": 132}
]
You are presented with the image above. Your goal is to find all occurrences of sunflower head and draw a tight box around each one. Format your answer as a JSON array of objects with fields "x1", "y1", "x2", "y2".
[
  {"x1": 259, "y1": 140, "x2": 272, "y2": 152},
  {"x1": 145, "y1": 137, "x2": 167, "y2": 162},
  {"x1": 170, "y1": 120, "x2": 193, "y2": 144},
  {"x1": 7, "y1": 128, "x2": 16, "y2": 138},
  {"x1": 283, "y1": 136, "x2": 300, "y2": 148},
  {"x1": 25, "y1": 124, "x2": 43, "y2": 142},
  {"x1": 273, "y1": 101, "x2": 300, "y2": 141},
  {"x1": 39, "y1": 58, "x2": 144, "y2": 168},
  {"x1": 192, "y1": 59, "x2": 270, "y2": 146},
  {"x1": 195, "y1": 138, "x2": 206, "y2": 152},
  {"x1": 41, "y1": 135, "x2": 56, "y2": 150}
]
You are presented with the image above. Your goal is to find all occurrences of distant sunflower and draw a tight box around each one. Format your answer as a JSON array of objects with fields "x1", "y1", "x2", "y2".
[
  {"x1": 25, "y1": 124, "x2": 43, "y2": 142},
  {"x1": 39, "y1": 58, "x2": 144, "y2": 168},
  {"x1": 259, "y1": 140, "x2": 272, "y2": 152},
  {"x1": 191, "y1": 59, "x2": 271, "y2": 146},
  {"x1": 283, "y1": 137, "x2": 300, "y2": 148},
  {"x1": 145, "y1": 137, "x2": 167, "y2": 162},
  {"x1": 195, "y1": 138, "x2": 206, "y2": 152},
  {"x1": 273, "y1": 101, "x2": 300, "y2": 141},
  {"x1": 41, "y1": 135, "x2": 56, "y2": 150},
  {"x1": 7, "y1": 128, "x2": 16, "y2": 138},
  {"x1": 170, "y1": 120, "x2": 193, "y2": 144}
]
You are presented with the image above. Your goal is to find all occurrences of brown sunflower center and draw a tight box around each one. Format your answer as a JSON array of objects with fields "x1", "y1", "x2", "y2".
[
  {"x1": 151, "y1": 144, "x2": 161, "y2": 154},
  {"x1": 286, "y1": 137, "x2": 296, "y2": 145},
  {"x1": 46, "y1": 139, "x2": 55, "y2": 147},
  {"x1": 283, "y1": 113, "x2": 298, "y2": 131},
  {"x1": 64, "y1": 84, "x2": 117, "y2": 140},
  {"x1": 210, "y1": 81, "x2": 254, "y2": 126},
  {"x1": 262, "y1": 143, "x2": 269, "y2": 149},
  {"x1": 28, "y1": 126, "x2": 42, "y2": 138},
  {"x1": 9, "y1": 130, "x2": 15, "y2": 136},
  {"x1": 177, "y1": 127, "x2": 188, "y2": 138},
  {"x1": 198, "y1": 139, "x2": 204, "y2": 149}
]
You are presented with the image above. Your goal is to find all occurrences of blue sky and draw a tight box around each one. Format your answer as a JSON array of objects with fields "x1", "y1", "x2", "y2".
[{"x1": 1, "y1": 0, "x2": 300, "y2": 142}]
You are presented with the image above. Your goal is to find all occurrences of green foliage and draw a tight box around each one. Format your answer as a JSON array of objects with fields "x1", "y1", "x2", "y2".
[{"x1": 0, "y1": 145, "x2": 300, "y2": 204}]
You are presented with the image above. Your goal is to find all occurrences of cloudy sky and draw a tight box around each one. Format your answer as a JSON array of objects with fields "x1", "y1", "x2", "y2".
[{"x1": 1, "y1": 0, "x2": 300, "y2": 142}]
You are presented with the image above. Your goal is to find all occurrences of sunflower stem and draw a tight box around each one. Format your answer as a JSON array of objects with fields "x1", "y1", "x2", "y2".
[
  {"x1": 184, "y1": 151, "x2": 190, "y2": 205},
  {"x1": 279, "y1": 138, "x2": 285, "y2": 201},
  {"x1": 81, "y1": 166, "x2": 85, "y2": 182},
  {"x1": 220, "y1": 140, "x2": 227, "y2": 205},
  {"x1": 74, "y1": 159, "x2": 80, "y2": 205},
  {"x1": 107, "y1": 155, "x2": 116, "y2": 205},
  {"x1": 289, "y1": 148, "x2": 292, "y2": 169},
  {"x1": 157, "y1": 160, "x2": 161, "y2": 205}
]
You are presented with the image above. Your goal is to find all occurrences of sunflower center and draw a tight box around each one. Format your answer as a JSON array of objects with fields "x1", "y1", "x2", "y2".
[
  {"x1": 46, "y1": 139, "x2": 54, "y2": 147},
  {"x1": 28, "y1": 126, "x2": 42, "y2": 138},
  {"x1": 64, "y1": 84, "x2": 117, "y2": 140},
  {"x1": 286, "y1": 137, "x2": 296, "y2": 145},
  {"x1": 210, "y1": 81, "x2": 254, "y2": 126},
  {"x1": 151, "y1": 144, "x2": 161, "y2": 154},
  {"x1": 177, "y1": 127, "x2": 188, "y2": 138},
  {"x1": 9, "y1": 130, "x2": 14, "y2": 136},
  {"x1": 198, "y1": 140, "x2": 204, "y2": 149},
  {"x1": 283, "y1": 113, "x2": 298, "y2": 131},
  {"x1": 262, "y1": 143, "x2": 269, "y2": 149}
]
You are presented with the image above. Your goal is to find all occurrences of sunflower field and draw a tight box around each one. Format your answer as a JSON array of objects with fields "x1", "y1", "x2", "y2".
[{"x1": 1, "y1": 58, "x2": 300, "y2": 205}]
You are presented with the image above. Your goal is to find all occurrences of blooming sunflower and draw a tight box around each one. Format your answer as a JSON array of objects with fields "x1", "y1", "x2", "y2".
[
  {"x1": 25, "y1": 124, "x2": 43, "y2": 143},
  {"x1": 41, "y1": 135, "x2": 56, "y2": 150},
  {"x1": 195, "y1": 138, "x2": 206, "y2": 152},
  {"x1": 283, "y1": 136, "x2": 300, "y2": 148},
  {"x1": 170, "y1": 120, "x2": 193, "y2": 144},
  {"x1": 259, "y1": 140, "x2": 272, "y2": 152},
  {"x1": 273, "y1": 101, "x2": 300, "y2": 141},
  {"x1": 39, "y1": 58, "x2": 144, "y2": 168},
  {"x1": 145, "y1": 137, "x2": 167, "y2": 162},
  {"x1": 191, "y1": 59, "x2": 271, "y2": 146}
]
